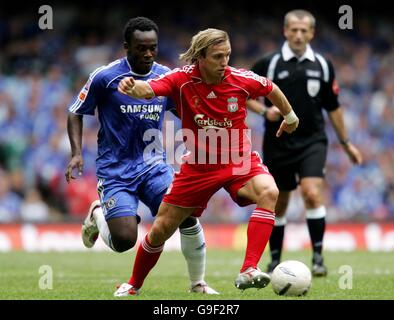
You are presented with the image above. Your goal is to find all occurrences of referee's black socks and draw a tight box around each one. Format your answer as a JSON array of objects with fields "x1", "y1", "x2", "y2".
[
  {"x1": 269, "y1": 217, "x2": 286, "y2": 264},
  {"x1": 306, "y1": 206, "x2": 327, "y2": 258}
]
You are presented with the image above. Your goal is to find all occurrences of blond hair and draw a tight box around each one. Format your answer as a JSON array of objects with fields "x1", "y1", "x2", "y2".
[
  {"x1": 179, "y1": 28, "x2": 229, "y2": 64},
  {"x1": 284, "y1": 9, "x2": 316, "y2": 28}
]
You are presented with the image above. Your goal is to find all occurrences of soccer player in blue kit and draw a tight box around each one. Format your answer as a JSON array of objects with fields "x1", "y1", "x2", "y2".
[{"x1": 65, "y1": 17, "x2": 218, "y2": 295}]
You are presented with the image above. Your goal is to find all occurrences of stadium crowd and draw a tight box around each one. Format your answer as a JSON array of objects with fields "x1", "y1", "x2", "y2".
[{"x1": 0, "y1": 3, "x2": 393, "y2": 223}]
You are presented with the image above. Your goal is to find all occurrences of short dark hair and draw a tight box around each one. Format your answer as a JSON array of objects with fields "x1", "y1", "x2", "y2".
[
  {"x1": 284, "y1": 10, "x2": 316, "y2": 28},
  {"x1": 123, "y1": 17, "x2": 159, "y2": 44}
]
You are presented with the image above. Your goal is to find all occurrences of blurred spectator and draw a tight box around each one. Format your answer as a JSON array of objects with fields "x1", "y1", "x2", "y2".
[
  {"x1": 20, "y1": 188, "x2": 51, "y2": 222},
  {"x1": 74, "y1": 33, "x2": 113, "y2": 77},
  {"x1": 0, "y1": 169, "x2": 22, "y2": 222},
  {"x1": 64, "y1": 174, "x2": 98, "y2": 219}
]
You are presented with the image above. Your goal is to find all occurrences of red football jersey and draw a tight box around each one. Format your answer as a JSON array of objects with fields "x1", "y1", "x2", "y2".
[{"x1": 148, "y1": 65, "x2": 273, "y2": 164}]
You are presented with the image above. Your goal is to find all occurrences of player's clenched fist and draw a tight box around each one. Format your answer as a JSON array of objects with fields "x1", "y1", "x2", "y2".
[
  {"x1": 118, "y1": 77, "x2": 136, "y2": 96},
  {"x1": 118, "y1": 77, "x2": 154, "y2": 99}
]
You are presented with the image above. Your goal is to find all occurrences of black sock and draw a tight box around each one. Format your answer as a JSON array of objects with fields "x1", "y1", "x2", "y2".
[
  {"x1": 306, "y1": 217, "x2": 326, "y2": 256},
  {"x1": 269, "y1": 225, "x2": 285, "y2": 263}
]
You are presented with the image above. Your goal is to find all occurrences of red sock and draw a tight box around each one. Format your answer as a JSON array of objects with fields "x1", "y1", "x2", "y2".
[
  {"x1": 240, "y1": 208, "x2": 275, "y2": 272},
  {"x1": 128, "y1": 233, "x2": 164, "y2": 288}
]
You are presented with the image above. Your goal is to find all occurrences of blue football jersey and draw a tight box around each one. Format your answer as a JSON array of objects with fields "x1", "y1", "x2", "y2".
[{"x1": 69, "y1": 58, "x2": 174, "y2": 180}]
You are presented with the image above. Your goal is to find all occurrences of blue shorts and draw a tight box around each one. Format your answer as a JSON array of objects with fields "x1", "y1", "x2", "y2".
[{"x1": 97, "y1": 163, "x2": 174, "y2": 222}]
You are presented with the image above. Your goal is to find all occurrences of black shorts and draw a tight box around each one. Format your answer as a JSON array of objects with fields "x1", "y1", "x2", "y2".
[{"x1": 267, "y1": 142, "x2": 327, "y2": 191}]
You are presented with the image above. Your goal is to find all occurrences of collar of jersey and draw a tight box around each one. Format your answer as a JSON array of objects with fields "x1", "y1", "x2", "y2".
[
  {"x1": 124, "y1": 57, "x2": 154, "y2": 77},
  {"x1": 190, "y1": 64, "x2": 231, "y2": 83},
  {"x1": 281, "y1": 41, "x2": 315, "y2": 62}
]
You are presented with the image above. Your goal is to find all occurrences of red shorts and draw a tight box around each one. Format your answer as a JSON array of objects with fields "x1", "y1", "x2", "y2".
[{"x1": 163, "y1": 152, "x2": 272, "y2": 217}]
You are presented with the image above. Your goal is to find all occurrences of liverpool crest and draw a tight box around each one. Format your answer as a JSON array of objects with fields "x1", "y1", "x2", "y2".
[{"x1": 227, "y1": 97, "x2": 238, "y2": 112}]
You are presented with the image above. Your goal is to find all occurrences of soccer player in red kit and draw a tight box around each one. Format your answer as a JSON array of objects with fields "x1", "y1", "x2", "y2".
[{"x1": 115, "y1": 28, "x2": 299, "y2": 296}]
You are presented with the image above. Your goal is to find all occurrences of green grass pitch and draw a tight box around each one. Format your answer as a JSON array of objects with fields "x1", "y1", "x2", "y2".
[{"x1": 1, "y1": 250, "x2": 393, "y2": 300}]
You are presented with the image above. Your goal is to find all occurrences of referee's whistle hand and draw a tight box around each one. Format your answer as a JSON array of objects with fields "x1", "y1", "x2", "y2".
[{"x1": 118, "y1": 77, "x2": 135, "y2": 96}]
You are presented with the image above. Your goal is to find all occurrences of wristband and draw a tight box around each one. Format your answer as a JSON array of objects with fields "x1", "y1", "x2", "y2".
[{"x1": 284, "y1": 110, "x2": 298, "y2": 124}]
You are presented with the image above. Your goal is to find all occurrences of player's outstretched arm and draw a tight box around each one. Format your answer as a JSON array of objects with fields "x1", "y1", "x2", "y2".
[
  {"x1": 266, "y1": 83, "x2": 299, "y2": 137},
  {"x1": 65, "y1": 113, "x2": 84, "y2": 183},
  {"x1": 118, "y1": 77, "x2": 154, "y2": 99}
]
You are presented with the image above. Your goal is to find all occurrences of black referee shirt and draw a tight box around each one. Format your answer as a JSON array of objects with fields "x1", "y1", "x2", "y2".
[{"x1": 252, "y1": 42, "x2": 340, "y2": 163}]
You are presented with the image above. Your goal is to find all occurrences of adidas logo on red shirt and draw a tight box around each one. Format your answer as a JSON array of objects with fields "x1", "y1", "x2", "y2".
[{"x1": 206, "y1": 91, "x2": 217, "y2": 99}]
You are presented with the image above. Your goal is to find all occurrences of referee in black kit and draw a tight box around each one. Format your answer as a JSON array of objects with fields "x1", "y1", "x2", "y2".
[{"x1": 248, "y1": 9, "x2": 363, "y2": 276}]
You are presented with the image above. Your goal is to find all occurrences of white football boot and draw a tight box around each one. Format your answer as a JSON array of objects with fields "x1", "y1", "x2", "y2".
[
  {"x1": 114, "y1": 283, "x2": 140, "y2": 297},
  {"x1": 234, "y1": 267, "x2": 271, "y2": 291},
  {"x1": 189, "y1": 281, "x2": 219, "y2": 295},
  {"x1": 81, "y1": 200, "x2": 101, "y2": 248}
]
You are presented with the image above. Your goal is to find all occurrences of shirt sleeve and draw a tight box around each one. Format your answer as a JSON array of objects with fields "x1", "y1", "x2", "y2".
[
  {"x1": 68, "y1": 69, "x2": 105, "y2": 115},
  {"x1": 147, "y1": 68, "x2": 180, "y2": 98},
  {"x1": 322, "y1": 59, "x2": 340, "y2": 111},
  {"x1": 247, "y1": 71, "x2": 274, "y2": 99},
  {"x1": 251, "y1": 54, "x2": 277, "y2": 106}
]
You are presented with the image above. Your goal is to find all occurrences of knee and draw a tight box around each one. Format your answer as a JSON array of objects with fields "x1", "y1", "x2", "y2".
[
  {"x1": 258, "y1": 184, "x2": 279, "y2": 205},
  {"x1": 111, "y1": 231, "x2": 137, "y2": 253},
  {"x1": 302, "y1": 188, "x2": 321, "y2": 208}
]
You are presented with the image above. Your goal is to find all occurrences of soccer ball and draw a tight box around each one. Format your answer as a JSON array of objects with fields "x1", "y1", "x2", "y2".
[{"x1": 271, "y1": 260, "x2": 312, "y2": 296}]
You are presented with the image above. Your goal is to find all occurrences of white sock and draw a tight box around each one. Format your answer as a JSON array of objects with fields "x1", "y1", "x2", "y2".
[
  {"x1": 305, "y1": 206, "x2": 326, "y2": 219},
  {"x1": 93, "y1": 206, "x2": 115, "y2": 251},
  {"x1": 274, "y1": 216, "x2": 287, "y2": 226},
  {"x1": 180, "y1": 219, "x2": 206, "y2": 287}
]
